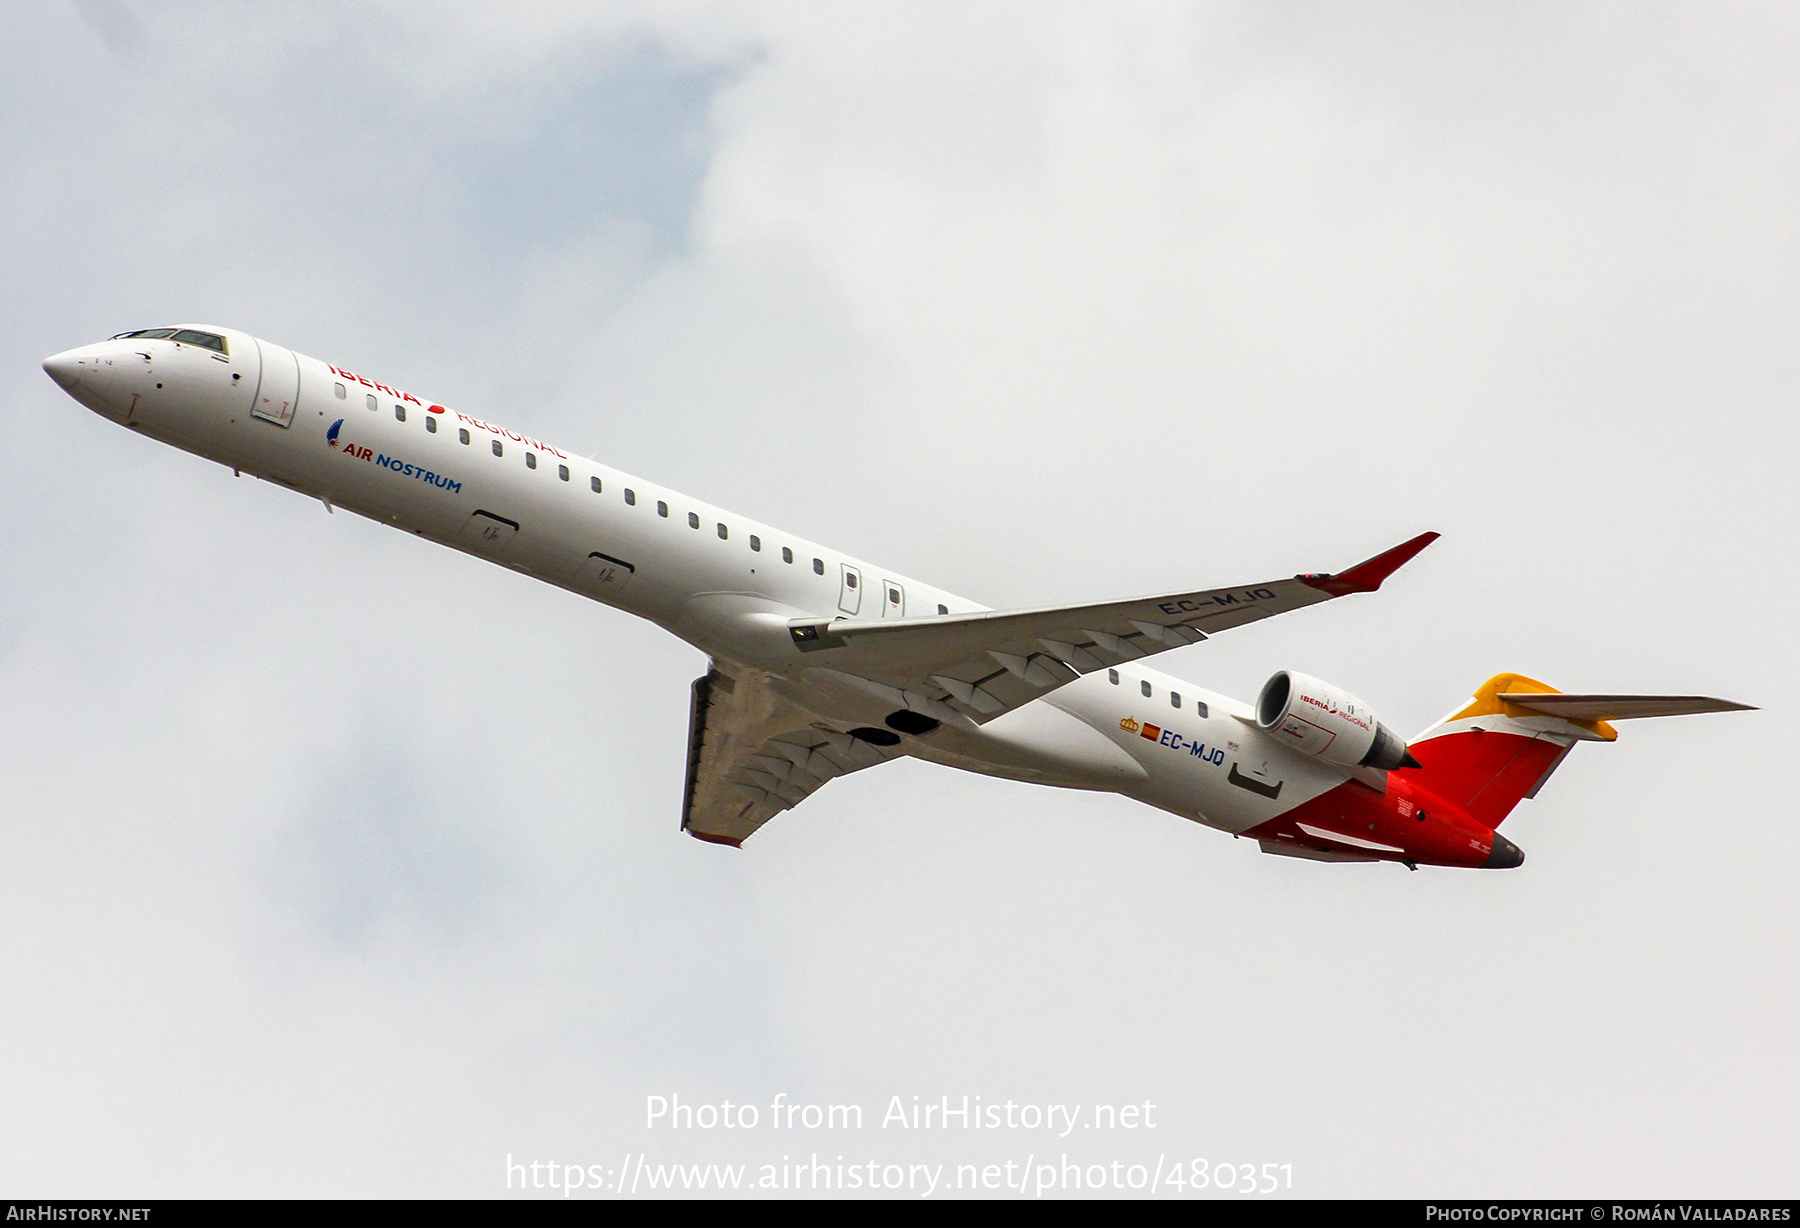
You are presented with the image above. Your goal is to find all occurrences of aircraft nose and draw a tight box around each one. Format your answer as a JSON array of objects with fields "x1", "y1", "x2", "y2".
[
  {"x1": 43, "y1": 350, "x2": 84, "y2": 390},
  {"x1": 1484, "y1": 832, "x2": 1525, "y2": 869}
]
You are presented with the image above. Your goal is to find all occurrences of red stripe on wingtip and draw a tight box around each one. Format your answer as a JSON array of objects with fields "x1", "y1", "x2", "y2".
[
  {"x1": 1302, "y1": 531, "x2": 1440, "y2": 596},
  {"x1": 687, "y1": 830, "x2": 744, "y2": 848}
]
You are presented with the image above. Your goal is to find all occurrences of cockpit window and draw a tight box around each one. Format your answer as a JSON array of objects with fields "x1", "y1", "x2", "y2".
[
  {"x1": 109, "y1": 327, "x2": 228, "y2": 353},
  {"x1": 170, "y1": 330, "x2": 227, "y2": 352}
]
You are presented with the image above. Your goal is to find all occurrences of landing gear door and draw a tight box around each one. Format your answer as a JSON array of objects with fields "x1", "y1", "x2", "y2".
[
  {"x1": 881, "y1": 580, "x2": 904, "y2": 618},
  {"x1": 838, "y1": 564, "x2": 862, "y2": 615},
  {"x1": 249, "y1": 338, "x2": 299, "y2": 428}
]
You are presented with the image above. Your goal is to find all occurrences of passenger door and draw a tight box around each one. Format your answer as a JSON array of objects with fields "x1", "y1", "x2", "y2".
[
  {"x1": 249, "y1": 338, "x2": 299, "y2": 428},
  {"x1": 881, "y1": 579, "x2": 904, "y2": 618},
  {"x1": 838, "y1": 564, "x2": 862, "y2": 615}
]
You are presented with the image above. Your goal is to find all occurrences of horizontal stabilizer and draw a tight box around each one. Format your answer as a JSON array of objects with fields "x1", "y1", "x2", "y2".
[{"x1": 1496, "y1": 693, "x2": 1756, "y2": 722}]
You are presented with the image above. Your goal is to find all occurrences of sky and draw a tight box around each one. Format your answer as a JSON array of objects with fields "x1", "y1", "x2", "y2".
[{"x1": 2, "y1": 0, "x2": 1796, "y2": 1199}]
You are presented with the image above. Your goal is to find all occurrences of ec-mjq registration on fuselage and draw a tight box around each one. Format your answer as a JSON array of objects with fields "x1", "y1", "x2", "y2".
[{"x1": 43, "y1": 326, "x2": 1753, "y2": 869}]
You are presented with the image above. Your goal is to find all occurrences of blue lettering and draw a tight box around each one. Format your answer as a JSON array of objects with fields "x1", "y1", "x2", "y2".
[
  {"x1": 1160, "y1": 729, "x2": 1176, "y2": 747},
  {"x1": 1253, "y1": 587, "x2": 1276, "y2": 599},
  {"x1": 1215, "y1": 593, "x2": 1239, "y2": 606},
  {"x1": 371, "y1": 452, "x2": 461, "y2": 495}
]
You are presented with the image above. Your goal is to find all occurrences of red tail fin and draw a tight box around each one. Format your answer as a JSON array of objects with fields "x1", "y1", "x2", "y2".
[{"x1": 1399, "y1": 674, "x2": 1609, "y2": 828}]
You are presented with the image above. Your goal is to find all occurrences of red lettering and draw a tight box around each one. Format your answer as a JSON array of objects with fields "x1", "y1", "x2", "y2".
[
  {"x1": 357, "y1": 375, "x2": 374, "y2": 388},
  {"x1": 406, "y1": 393, "x2": 424, "y2": 405}
]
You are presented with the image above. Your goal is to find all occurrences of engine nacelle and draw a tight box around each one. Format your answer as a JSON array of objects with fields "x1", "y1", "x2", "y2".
[{"x1": 1255, "y1": 670, "x2": 1416, "y2": 771}]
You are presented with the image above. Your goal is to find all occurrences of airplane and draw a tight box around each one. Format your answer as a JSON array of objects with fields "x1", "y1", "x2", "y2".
[{"x1": 41, "y1": 325, "x2": 1754, "y2": 869}]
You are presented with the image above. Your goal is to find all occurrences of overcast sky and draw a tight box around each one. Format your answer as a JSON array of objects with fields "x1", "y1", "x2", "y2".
[{"x1": 2, "y1": 0, "x2": 1795, "y2": 1199}]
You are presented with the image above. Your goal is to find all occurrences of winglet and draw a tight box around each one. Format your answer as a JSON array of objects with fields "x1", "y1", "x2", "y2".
[{"x1": 1299, "y1": 532, "x2": 1440, "y2": 597}]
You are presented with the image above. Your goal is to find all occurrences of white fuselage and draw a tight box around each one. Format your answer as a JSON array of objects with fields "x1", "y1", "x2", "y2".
[{"x1": 45, "y1": 326, "x2": 1354, "y2": 837}]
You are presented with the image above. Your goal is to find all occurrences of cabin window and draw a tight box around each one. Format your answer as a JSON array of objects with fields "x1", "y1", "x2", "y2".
[
  {"x1": 492, "y1": 440, "x2": 503, "y2": 457},
  {"x1": 813, "y1": 558, "x2": 824, "y2": 575},
  {"x1": 334, "y1": 383, "x2": 347, "y2": 400},
  {"x1": 425, "y1": 417, "x2": 437, "y2": 434},
  {"x1": 558, "y1": 464, "x2": 569, "y2": 482},
  {"x1": 1194, "y1": 701, "x2": 1210, "y2": 718},
  {"x1": 688, "y1": 512, "x2": 700, "y2": 530},
  {"x1": 845, "y1": 573, "x2": 857, "y2": 589},
  {"x1": 365, "y1": 394, "x2": 377, "y2": 412},
  {"x1": 395, "y1": 404, "x2": 406, "y2": 422},
  {"x1": 525, "y1": 452, "x2": 537, "y2": 469},
  {"x1": 1108, "y1": 669, "x2": 1119, "y2": 685},
  {"x1": 590, "y1": 476, "x2": 602, "y2": 493},
  {"x1": 624, "y1": 489, "x2": 636, "y2": 506},
  {"x1": 749, "y1": 535, "x2": 761, "y2": 552},
  {"x1": 1141, "y1": 681, "x2": 1152, "y2": 698},
  {"x1": 656, "y1": 500, "x2": 668, "y2": 517},
  {"x1": 458, "y1": 428, "x2": 470, "y2": 445},
  {"x1": 938, "y1": 604, "x2": 948, "y2": 615},
  {"x1": 782, "y1": 547, "x2": 793, "y2": 564},
  {"x1": 717, "y1": 523, "x2": 729, "y2": 539},
  {"x1": 1171, "y1": 692, "x2": 1181, "y2": 709}
]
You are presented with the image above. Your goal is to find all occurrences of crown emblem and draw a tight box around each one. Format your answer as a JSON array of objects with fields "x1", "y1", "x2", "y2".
[{"x1": 1119, "y1": 716, "x2": 1140, "y2": 734}]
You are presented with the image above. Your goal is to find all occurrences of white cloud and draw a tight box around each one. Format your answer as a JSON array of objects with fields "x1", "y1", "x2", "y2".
[{"x1": 0, "y1": 0, "x2": 1793, "y2": 1195}]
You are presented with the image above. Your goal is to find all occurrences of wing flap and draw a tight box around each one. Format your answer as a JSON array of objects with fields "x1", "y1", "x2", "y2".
[{"x1": 682, "y1": 668, "x2": 902, "y2": 846}]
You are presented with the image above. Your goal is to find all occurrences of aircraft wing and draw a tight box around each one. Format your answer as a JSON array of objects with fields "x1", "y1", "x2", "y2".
[
  {"x1": 786, "y1": 533, "x2": 1439, "y2": 725},
  {"x1": 682, "y1": 667, "x2": 906, "y2": 846}
]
